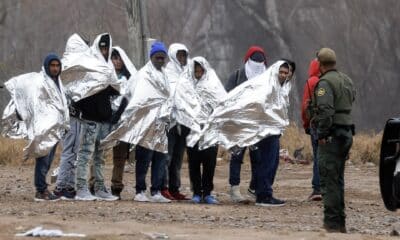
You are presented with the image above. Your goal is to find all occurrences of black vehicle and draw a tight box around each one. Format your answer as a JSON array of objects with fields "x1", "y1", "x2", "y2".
[{"x1": 379, "y1": 118, "x2": 400, "y2": 211}]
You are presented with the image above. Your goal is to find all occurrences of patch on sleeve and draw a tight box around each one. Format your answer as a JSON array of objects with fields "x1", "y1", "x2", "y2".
[{"x1": 317, "y1": 88, "x2": 326, "y2": 96}]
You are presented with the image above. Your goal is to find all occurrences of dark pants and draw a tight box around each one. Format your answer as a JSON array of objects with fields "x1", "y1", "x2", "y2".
[
  {"x1": 111, "y1": 141, "x2": 130, "y2": 192},
  {"x1": 229, "y1": 147, "x2": 257, "y2": 189},
  {"x1": 187, "y1": 144, "x2": 218, "y2": 197},
  {"x1": 253, "y1": 135, "x2": 280, "y2": 201},
  {"x1": 135, "y1": 145, "x2": 167, "y2": 195},
  {"x1": 311, "y1": 129, "x2": 321, "y2": 192},
  {"x1": 35, "y1": 143, "x2": 58, "y2": 192},
  {"x1": 163, "y1": 125, "x2": 189, "y2": 193},
  {"x1": 318, "y1": 129, "x2": 352, "y2": 229}
]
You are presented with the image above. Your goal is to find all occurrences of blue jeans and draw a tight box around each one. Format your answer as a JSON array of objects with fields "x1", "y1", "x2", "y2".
[
  {"x1": 253, "y1": 135, "x2": 280, "y2": 200},
  {"x1": 135, "y1": 145, "x2": 168, "y2": 195},
  {"x1": 229, "y1": 147, "x2": 257, "y2": 189},
  {"x1": 56, "y1": 117, "x2": 81, "y2": 190},
  {"x1": 35, "y1": 143, "x2": 58, "y2": 192},
  {"x1": 76, "y1": 121, "x2": 110, "y2": 191},
  {"x1": 311, "y1": 128, "x2": 321, "y2": 192}
]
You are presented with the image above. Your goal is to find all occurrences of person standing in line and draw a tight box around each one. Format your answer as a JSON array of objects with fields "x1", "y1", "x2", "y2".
[
  {"x1": 301, "y1": 58, "x2": 322, "y2": 201},
  {"x1": 224, "y1": 46, "x2": 267, "y2": 203}
]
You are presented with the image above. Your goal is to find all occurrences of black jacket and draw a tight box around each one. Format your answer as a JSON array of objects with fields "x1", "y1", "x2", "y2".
[
  {"x1": 75, "y1": 86, "x2": 119, "y2": 122},
  {"x1": 224, "y1": 67, "x2": 248, "y2": 92}
]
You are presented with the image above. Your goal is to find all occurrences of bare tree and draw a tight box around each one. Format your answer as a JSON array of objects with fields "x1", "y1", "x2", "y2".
[{"x1": 125, "y1": 0, "x2": 147, "y2": 68}]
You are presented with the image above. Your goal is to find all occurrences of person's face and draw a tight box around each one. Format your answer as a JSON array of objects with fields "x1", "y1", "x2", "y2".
[
  {"x1": 111, "y1": 55, "x2": 124, "y2": 72},
  {"x1": 49, "y1": 60, "x2": 61, "y2": 78},
  {"x1": 319, "y1": 62, "x2": 327, "y2": 74},
  {"x1": 278, "y1": 66, "x2": 290, "y2": 84},
  {"x1": 287, "y1": 66, "x2": 294, "y2": 80},
  {"x1": 100, "y1": 46, "x2": 109, "y2": 60},
  {"x1": 151, "y1": 52, "x2": 166, "y2": 71},
  {"x1": 194, "y1": 64, "x2": 204, "y2": 80},
  {"x1": 176, "y1": 50, "x2": 188, "y2": 66}
]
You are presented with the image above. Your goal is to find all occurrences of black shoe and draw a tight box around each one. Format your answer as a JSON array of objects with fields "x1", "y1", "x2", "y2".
[
  {"x1": 111, "y1": 187, "x2": 122, "y2": 200},
  {"x1": 255, "y1": 196, "x2": 285, "y2": 207},
  {"x1": 53, "y1": 187, "x2": 76, "y2": 200},
  {"x1": 34, "y1": 190, "x2": 60, "y2": 202}
]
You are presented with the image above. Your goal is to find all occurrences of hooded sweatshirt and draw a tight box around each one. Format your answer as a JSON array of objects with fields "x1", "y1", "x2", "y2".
[
  {"x1": 43, "y1": 53, "x2": 62, "y2": 91},
  {"x1": 224, "y1": 46, "x2": 266, "y2": 92},
  {"x1": 301, "y1": 59, "x2": 320, "y2": 131},
  {"x1": 165, "y1": 43, "x2": 189, "y2": 94}
]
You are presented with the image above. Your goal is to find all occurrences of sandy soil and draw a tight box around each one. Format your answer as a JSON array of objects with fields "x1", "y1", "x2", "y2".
[{"x1": 0, "y1": 159, "x2": 399, "y2": 240}]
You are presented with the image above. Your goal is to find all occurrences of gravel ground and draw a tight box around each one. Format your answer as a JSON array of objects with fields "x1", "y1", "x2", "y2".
[{"x1": 0, "y1": 159, "x2": 398, "y2": 239}]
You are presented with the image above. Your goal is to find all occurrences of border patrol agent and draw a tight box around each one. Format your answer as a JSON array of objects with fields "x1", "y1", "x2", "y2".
[{"x1": 312, "y1": 47, "x2": 356, "y2": 233}]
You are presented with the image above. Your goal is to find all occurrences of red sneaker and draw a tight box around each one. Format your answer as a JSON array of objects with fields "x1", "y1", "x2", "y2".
[
  {"x1": 171, "y1": 191, "x2": 190, "y2": 200},
  {"x1": 161, "y1": 189, "x2": 175, "y2": 200}
]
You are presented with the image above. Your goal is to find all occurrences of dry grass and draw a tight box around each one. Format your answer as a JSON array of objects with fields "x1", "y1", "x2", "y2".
[
  {"x1": 0, "y1": 137, "x2": 27, "y2": 165},
  {"x1": 0, "y1": 124, "x2": 383, "y2": 166}
]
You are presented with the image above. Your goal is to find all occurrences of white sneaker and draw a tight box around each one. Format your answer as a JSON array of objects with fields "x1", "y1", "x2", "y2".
[
  {"x1": 75, "y1": 188, "x2": 97, "y2": 201},
  {"x1": 95, "y1": 188, "x2": 119, "y2": 201},
  {"x1": 134, "y1": 191, "x2": 150, "y2": 202},
  {"x1": 230, "y1": 185, "x2": 246, "y2": 203},
  {"x1": 149, "y1": 191, "x2": 171, "y2": 203}
]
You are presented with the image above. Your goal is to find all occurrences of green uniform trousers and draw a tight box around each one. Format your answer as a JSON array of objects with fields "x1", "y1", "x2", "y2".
[{"x1": 318, "y1": 128, "x2": 353, "y2": 228}]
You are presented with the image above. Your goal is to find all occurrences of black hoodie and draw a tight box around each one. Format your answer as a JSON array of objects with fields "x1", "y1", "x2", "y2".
[{"x1": 74, "y1": 86, "x2": 119, "y2": 122}]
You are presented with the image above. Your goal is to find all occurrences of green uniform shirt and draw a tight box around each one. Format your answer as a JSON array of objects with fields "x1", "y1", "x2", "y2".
[{"x1": 313, "y1": 69, "x2": 355, "y2": 139}]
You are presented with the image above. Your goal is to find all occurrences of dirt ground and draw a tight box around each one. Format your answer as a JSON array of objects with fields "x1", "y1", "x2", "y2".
[{"x1": 0, "y1": 159, "x2": 399, "y2": 240}]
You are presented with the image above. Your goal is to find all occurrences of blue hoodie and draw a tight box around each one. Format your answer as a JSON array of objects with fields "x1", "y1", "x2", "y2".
[{"x1": 43, "y1": 53, "x2": 61, "y2": 90}]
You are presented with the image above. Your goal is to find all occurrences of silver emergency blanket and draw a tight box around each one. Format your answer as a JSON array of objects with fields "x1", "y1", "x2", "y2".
[
  {"x1": 165, "y1": 43, "x2": 189, "y2": 94},
  {"x1": 1, "y1": 71, "x2": 69, "y2": 159},
  {"x1": 165, "y1": 43, "x2": 190, "y2": 128},
  {"x1": 102, "y1": 61, "x2": 171, "y2": 153},
  {"x1": 195, "y1": 60, "x2": 291, "y2": 150},
  {"x1": 173, "y1": 56, "x2": 227, "y2": 146},
  {"x1": 60, "y1": 33, "x2": 119, "y2": 102},
  {"x1": 111, "y1": 46, "x2": 137, "y2": 111}
]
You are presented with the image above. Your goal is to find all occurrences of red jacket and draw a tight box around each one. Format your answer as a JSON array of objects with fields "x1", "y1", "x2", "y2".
[{"x1": 301, "y1": 59, "x2": 320, "y2": 131}]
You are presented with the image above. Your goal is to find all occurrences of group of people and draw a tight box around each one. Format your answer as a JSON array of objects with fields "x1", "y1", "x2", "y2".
[{"x1": 2, "y1": 31, "x2": 355, "y2": 233}]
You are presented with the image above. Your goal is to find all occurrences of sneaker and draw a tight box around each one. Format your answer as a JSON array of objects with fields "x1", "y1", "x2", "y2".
[
  {"x1": 75, "y1": 188, "x2": 97, "y2": 201},
  {"x1": 192, "y1": 195, "x2": 202, "y2": 204},
  {"x1": 34, "y1": 190, "x2": 60, "y2": 202},
  {"x1": 204, "y1": 195, "x2": 219, "y2": 204},
  {"x1": 230, "y1": 185, "x2": 246, "y2": 203},
  {"x1": 53, "y1": 187, "x2": 76, "y2": 200},
  {"x1": 95, "y1": 188, "x2": 119, "y2": 201},
  {"x1": 255, "y1": 196, "x2": 285, "y2": 207},
  {"x1": 247, "y1": 188, "x2": 256, "y2": 199},
  {"x1": 134, "y1": 191, "x2": 150, "y2": 202},
  {"x1": 111, "y1": 187, "x2": 122, "y2": 200},
  {"x1": 171, "y1": 191, "x2": 189, "y2": 200},
  {"x1": 149, "y1": 192, "x2": 171, "y2": 203},
  {"x1": 308, "y1": 190, "x2": 322, "y2": 201},
  {"x1": 161, "y1": 189, "x2": 175, "y2": 200}
]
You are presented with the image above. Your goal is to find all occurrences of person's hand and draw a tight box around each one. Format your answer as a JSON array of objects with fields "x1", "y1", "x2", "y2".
[{"x1": 318, "y1": 138, "x2": 326, "y2": 145}]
